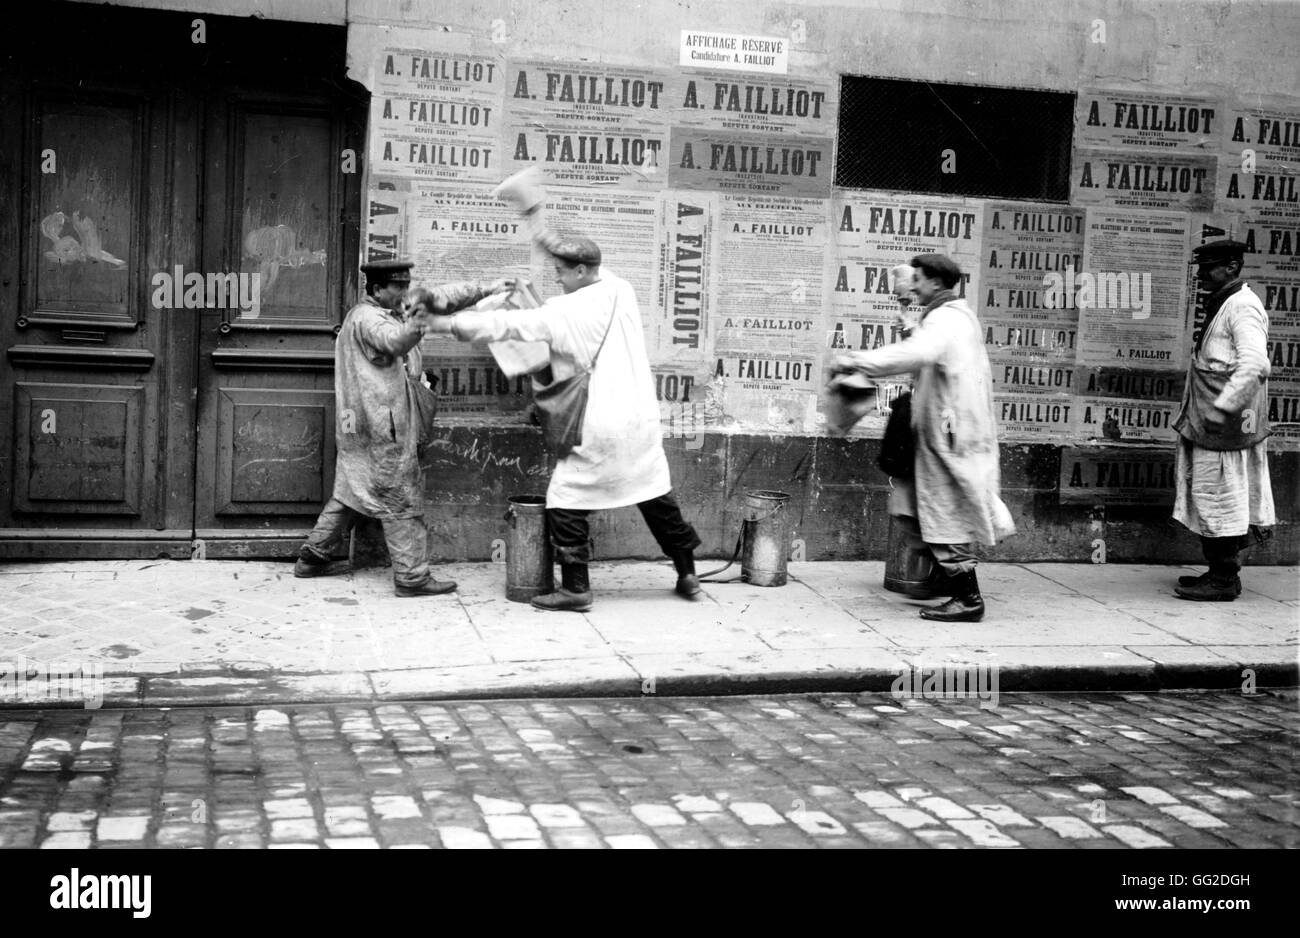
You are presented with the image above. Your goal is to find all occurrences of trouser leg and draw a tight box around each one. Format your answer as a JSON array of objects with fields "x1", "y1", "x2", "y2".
[
  {"x1": 927, "y1": 541, "x2": 977, "y2": 577},
  {"x1": 300, "y1": 497, "x2": 358, "y2": 563},
  {"x1": 636, "y1": 492, "x2": 702, "y2": 556},
  {"x1": 382, "y1": 516, "x2": 431, "y2": 587},
  {"x1": 898, "y1": 516, "x2": 976, "y2": 577},
  {"x1": 536, "y1": 508, "x2": 593, "y2": 605},
  {"x1": 546, "y1": 507, "x2": 594, "y2": 565},
  {"x1": 1200, "y1": 535, "x2": 1242, "y2": 580}
]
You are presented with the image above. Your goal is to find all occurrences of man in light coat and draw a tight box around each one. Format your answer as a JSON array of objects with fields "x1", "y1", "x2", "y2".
[
  {"x1": 295, "y1": 259, "x2": 508, "y2": 596},
  {"x1": 1172, "y1": 239, "x2": 1275, "y2": 601},
  {"x1": 831, "y1": 254, "x2": 1015, "y2": 621},
  {"x1": 426, "y1": 234, "x2": 702, "y2": 611}
]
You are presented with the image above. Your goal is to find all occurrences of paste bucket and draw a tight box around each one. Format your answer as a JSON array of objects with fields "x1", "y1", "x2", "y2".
[
  {"x1": 740, "y1": 490, "x2": 792, "y2": 587},
  {"x1": 882, "y1": 517, "x2": 935, "y2": 594},
  {"x1": 504, "y1": 494, "x2": 553, "y2": 602}
]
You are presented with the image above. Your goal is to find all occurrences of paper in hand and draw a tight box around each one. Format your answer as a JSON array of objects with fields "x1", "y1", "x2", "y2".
[{"x1": 475, "y1": 278, "x2": 551, "y2": 378}]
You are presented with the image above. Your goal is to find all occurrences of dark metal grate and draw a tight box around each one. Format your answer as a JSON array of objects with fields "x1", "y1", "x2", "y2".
[{"x1": 835, "y1": 76, "x2": 1075, "y2": 202}]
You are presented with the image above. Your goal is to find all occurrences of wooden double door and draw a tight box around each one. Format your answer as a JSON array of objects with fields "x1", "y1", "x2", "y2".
[{"x1": 0, "y1": 7, "x2": 364, "y2": 559}]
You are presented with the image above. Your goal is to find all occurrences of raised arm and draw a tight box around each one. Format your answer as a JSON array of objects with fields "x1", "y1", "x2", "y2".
[{"x1": 446, "y1": 306, "x2": 558, "y2": 345}]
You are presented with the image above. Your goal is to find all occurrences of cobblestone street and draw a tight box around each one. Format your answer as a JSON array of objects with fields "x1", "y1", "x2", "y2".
[{"x1": 1, "y1": 690, "x2": 1295, "y2": 849}]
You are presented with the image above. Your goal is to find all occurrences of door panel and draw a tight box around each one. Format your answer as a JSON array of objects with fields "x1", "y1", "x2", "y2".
[
  {"x1": 30, "y1": 97, "x2": 142, "y2": 326},
  {"x1": 215, "y1": 387, "x2": 335, "y2": 516},
  {"x1": 13, "y1": 382, "x2": 146, "y2": 515},
  {"x1": 193, "y1": 92, "x2": 362, "y2": 555},
  {"x1": 236, "y1": 111, "x2": 337, "y2": 327},
  {"x1": 0, "y1": 74, "x2": 197, "y2": 558}
]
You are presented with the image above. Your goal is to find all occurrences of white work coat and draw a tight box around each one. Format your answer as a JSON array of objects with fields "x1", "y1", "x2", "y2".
[
  {"x1": 841, "y1": 296, "x2": 1016, "y2": 547},
  {"x1": 452, "y1": 270, "x2": 671, "y2": 509}
]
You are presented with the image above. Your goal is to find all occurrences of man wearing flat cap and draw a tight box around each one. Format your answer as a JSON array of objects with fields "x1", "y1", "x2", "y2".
[
  {"x1": 425, "y1": 231, "x2": 702, "y2": 612},
  {"x1": 1172, "y1": 239, "x2": 1276, "y2": 601},
  {"x1": 295, "y1": 259, "x2": 509, "y2": 596},
  {"x1": 830, "y1": 254, "x2": 1015, "y2": 622}
]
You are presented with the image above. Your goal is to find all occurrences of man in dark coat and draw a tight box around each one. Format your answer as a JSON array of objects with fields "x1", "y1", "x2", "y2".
[{"x1": 295, "y1": 259, "x2": 507, "y2": 596}]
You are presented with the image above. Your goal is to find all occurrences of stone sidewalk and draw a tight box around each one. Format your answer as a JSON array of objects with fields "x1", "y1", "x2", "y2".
[{"x1": 0, "y1": 559, "x2": 1296, "y2": 708}]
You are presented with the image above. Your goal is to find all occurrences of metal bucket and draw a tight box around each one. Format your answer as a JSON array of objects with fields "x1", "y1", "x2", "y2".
[
  {"x1": 504, "y1": 495, "x2": 553, "y2": 602},
  {"x1": 740, "y1": 490, "x2": 792, "y2": 587},
  {"x1": 882, "y1": 517, "x2": 934, "y2": 593}
]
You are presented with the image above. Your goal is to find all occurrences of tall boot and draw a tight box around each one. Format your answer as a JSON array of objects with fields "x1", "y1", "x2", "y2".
[
  {"x1": 671, "y1": 551, "x2": 701, "y2": 599},
  {"x1": 531, "y1": 562, "x2": 593, "y2": 612},
  {"x1": 1176, "y1": 536, "x2": 1242, "y2": 600},
  {"x1": 1176, "y1": 570, "x2": 1242, "y2": 596},
  {"x1": 919, "y1": 570, "x2": 985, "y2": 622}
]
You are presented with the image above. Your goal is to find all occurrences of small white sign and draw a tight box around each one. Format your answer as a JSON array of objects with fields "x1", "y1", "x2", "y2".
[{"x1": 680, "y1": 29, "x2": 789, "y2": 74}]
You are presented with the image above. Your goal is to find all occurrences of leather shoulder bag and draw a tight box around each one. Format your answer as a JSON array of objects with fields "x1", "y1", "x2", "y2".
[
  {"x1": 877, "y1": 390, "x2": 914, "y2": 479},
  {"x1": 530, "y1": 302, "x2": 616, "y2": 459}
]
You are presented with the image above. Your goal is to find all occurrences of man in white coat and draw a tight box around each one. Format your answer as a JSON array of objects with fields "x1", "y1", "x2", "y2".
[
  {"x1": 426, "y1": 234, "x2": 702, "y2": 611},
  {"x1": 831, "y1": 254, "x2": 1015, "y2": 621},
  {"x1": 1172, "y1": 239, "x2": 1275, "y2": 601}
]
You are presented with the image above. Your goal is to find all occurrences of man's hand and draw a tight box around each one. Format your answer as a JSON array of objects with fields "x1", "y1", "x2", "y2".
[
  {"x1": 483, "y1": 278, "x2": 515, "y2": 295},
  {"x1": 406, "y1": 287, "x2": 441, "y2": 316},
  {"x1": 407, "y1": 307, "x2": 436, "y2": 335},
  {"x1": 1203, "y1": 404, "x2": 1230, "y2": 434},
  {"x1": 828, "y1": 353, "x2": 859, "y2": 377},
  {"x1": 535, "y1": 229, "x2": 566, "y2": 256},
  {"x1": 419, "y1": 312, "x2": 456, "y2": 335}
]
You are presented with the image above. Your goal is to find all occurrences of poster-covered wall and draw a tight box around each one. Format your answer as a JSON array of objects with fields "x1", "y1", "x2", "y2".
[{"x1": 359, "y1": 33, "x2": 1300, "y2": 480}]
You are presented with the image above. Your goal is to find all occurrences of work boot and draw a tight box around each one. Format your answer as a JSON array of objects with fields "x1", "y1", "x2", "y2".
[
  {"x1": 394, "y1": 577, "x2": 458, "y2": 597},
  {"x1": 294, "y1": 555, "x2": 352, "y2": 578},
  {"x1": 1177, "y1": 570, "x2": 1242, "y2": 596},
  {"x1": 1174, "y1": 576, "x2": 1239, "y2": 602},
  {"x1": 903, "y1": 554, "x2": 948, "y2": 600},
  {"x1": 671, "y1": 551, "x2": 701, "y2": 600},
  {"x1": 531, "y1": 563, "x2": 593, "y2": 612},
  {"x1": 919, "y1": 570, "x2": 985, "y2": 622}
]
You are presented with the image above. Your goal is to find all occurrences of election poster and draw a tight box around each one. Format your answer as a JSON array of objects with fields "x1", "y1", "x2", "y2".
[
  {"x1": 1220, "y1": 96, "x2": 1300, "y2": 174},
  {"x1": 1076, "y1": 209, "x2": 1191, "y2": 370},
  {"x1": 668, "y1": 71, "x2": 837, "y2": 138},
  {"x1": 980, "y1": 201, "x2": 1086, "y2": 441},
  {"x1": 667, "y1": 129, "x2": 833, "y2": 198},
  {"x1": 366, "y1": 177, "x2": 409, "y2": 264},
  {"x1": 370, "y1": 48, "x2": 506, "y2": 184},
  {"x1": 713, "y1": 195, "x2": 830, "y2": 431},
  {"x1": 500, "y1": 61, "x2": 672, "y2": 191},
  {"x1": 1075, "y1": 89, "x2": 1222, "y2": 152},
  {"x1": 652, "y1": 191, "x2": 719, "y2": 370},
  {"x1": 1058, "y1": 446, "x2": 1177, "y2": 506},
  {"x1": 1071, "y1": 147, "x2": 1217, "y2": 213}
]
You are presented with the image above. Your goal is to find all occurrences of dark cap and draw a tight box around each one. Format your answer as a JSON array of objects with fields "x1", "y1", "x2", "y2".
[
  {"x1": 547, "y1": 235, "x2": 602, "y2": 267},
  {"x1": 1191, "y1": 239, "x2": 1248, "y2": 266},
  {"x1": 910, "y1": 253, "x2": 963, "y2": 289},
  {"x1": 361, "y1": 259, "x2": 414, "y2": 283}
]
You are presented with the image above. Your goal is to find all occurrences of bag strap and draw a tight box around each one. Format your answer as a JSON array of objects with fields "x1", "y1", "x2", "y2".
[{"x1": 586, "y1": 294, "x2": 618, "y2": 373}]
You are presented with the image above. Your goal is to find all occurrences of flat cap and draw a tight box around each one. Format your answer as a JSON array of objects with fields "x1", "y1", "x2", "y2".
[
  {"x1": 1191, "y1": 239, "x2": 1248, "y2": 265},
  {"x1": 360, "y1": 259, "x2": 414, "y2": 281},
  {"x1": 546, "y1": 235, "x2": 602, "y2": 266}
]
